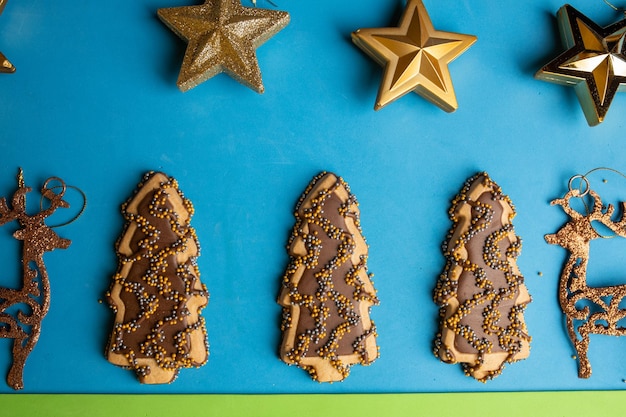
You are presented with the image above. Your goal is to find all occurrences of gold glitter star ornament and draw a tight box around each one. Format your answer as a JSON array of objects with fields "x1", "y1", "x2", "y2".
[
  {"x1": 0, "y1": 0, "x2": 15, "y2": 73},
  {"x1": 351, "y1": 0, "x2": 476, "y2": 111},
  {"x1": 536, "y1": 5, "x2": 626, "y2": 126},
  {"x1": 158, "y1": 0, "x2": 289, "y2": 93}
]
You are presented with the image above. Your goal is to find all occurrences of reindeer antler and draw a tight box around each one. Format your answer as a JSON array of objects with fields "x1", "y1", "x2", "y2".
[
  {"x1": 0, "y1": 197, "x2": 16, "y2": 225},
  {"x1": 586, "y1": 190, "x2": 626, "y2": 238},
  {"x1": 0, "y1": 169, "x2": 29, "y2": 227},
  {"x1": 37, "y1": 177, "x2": 70, "y2": 221},
  {"x1": 0, "y1": 170, "x2": 72, "y2": 228},
  {"x1": 550, "y1": 189, "x2": 585, "y2": 220}
]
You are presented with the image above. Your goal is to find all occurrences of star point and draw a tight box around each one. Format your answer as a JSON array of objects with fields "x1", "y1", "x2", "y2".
[
  {"x1": 352, "y1": 0, "x2": 476, "y2": 112},
  {"x1": 0, "y1": 0, "x2": 14, "y2": 74},
  {"x1": 536, "y1": 4, "x2": 626, "y2": 126},
  {"x1": 158, "y1": 0, "x2": 289, "y2": 93}
]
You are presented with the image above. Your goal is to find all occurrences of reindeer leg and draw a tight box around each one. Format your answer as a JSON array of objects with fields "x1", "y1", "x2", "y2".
[
  {"x1": 567, "y1": 316, "x2": 592, "y2": 378},
  {"x1": 7, "y1": 335, "x2": 26, "y2": 390},
  {"x1": 7, "y1": 324, "x2": 40, "y2": 390},
  {"x1": 0, "y1": 316, "x2": 22, "y2": 389},
  {"x1": 0, "y1": 307, "x2": 29, "y2": 390}
]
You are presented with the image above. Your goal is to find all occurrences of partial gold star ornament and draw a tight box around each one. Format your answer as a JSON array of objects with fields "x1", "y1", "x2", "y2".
[
  {"x1": 536, "y1": 5, "x2": 626, "y2": 126},
  {"x1": 158, "y1": 0, "x2": 289, "y2": 93},
  {"x1": 0, "y1": 0, "x2": 14, "y2": 74},
  {"x1": 351, "y1": 0, "x2": 476, "y2": 112},
  {"x1": 0, "y1": 52, "x2": 14, "y2": 74}
]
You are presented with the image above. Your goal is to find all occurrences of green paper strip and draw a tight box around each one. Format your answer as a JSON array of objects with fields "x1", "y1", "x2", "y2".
[{"x1": 1, "y1": 392, "x2": 624, "y2": 417}]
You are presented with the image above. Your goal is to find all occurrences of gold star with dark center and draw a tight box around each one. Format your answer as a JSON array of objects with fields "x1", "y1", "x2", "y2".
[
  {"x1": 352, "y1": 0, "x2": 476, "y2": 112},
  {"x1": 536, "y1": 5, "x2": 626, "y2": 126},
  {"x1": 0, "y1": 0, "x2": 14, "y2": 73},
  {"x1": 158, "y1": 0, "x2": 289, "y2": 93}
]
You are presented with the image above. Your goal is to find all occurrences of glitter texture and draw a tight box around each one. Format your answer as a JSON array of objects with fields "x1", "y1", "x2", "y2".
[
  {"x1": 158, "y1": 0, "x2": 289, "y2": 93},
  {"x1": 546, "y1": 187, "x2": 626, "y2": 378},
  {"x1": 0, "y1": 170, "x2": 73, "y2": 390},
  {"x1": 351, "y1": 0, "x2": 476, "y2": 111}
]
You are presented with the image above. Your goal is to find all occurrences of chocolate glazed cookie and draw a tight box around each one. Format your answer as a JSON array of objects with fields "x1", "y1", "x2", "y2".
[
  {"x1": 278, "y1": 172, "x2": 379, "y2": 382},
  {"x1": 434, "y1": 173, "x2": 531, "y2": 381},
  {"x1": 106, "y1": 172, "x2": 209, "y2": 384}
]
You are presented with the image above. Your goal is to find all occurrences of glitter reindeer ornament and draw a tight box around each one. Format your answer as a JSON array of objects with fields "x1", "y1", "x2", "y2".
[
  {"x1": 278, "y1": 172, "x2": 379, "y2": 382},
  {"x1": 0, "y1": 169, "x2": 79, "y2": 389},
  {"x1": 434, "y1": 173, "x2": 531, "y2": 382},
  {"x1": 546, "y1": 172, "x2": 626, "y2": 378}
]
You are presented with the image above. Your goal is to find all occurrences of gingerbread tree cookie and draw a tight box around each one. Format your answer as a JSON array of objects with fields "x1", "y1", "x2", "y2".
[
  {"x1": 278, "y1": 172, "x2": 379, "y2": 382},
  {"x1": 106, "y1": 172, "x2": 209, "y2": 384},
  {"x1": 434, "y1": 173, "x2": 531, "y2": 381}
]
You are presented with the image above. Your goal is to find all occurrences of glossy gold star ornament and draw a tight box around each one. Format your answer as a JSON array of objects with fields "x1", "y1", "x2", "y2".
[
  {"x1": 158, "y1": 0, "x2": 289, "y2": 93},
  {"x1": 0, "y1": 0, "x2": 14, "y2": 73},
  {"x1": 536, "y1": 5, "x2": 626, "y2": 126},
  {"x1": 0, "y1": 52, "x2": 14, "y2": 73},
  {"x1": 351, "y1": 0, "x2": 476, "y2": 112}
]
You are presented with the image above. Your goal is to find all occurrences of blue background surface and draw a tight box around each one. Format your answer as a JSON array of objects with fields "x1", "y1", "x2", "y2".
[{"x1": 2, "y1": 0, "x2": 626, "y2": 393}]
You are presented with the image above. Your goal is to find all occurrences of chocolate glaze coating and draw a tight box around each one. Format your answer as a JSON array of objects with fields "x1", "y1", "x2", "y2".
[
  {"x1": 278, "y1": 172, "x2": 378, "y2": 382},
  {"x1": 106, "y1": 172, "x2": 208, "y2": 384},
  {"x1": 434, "y1": 172, "x2": 531, "y2": 382}
]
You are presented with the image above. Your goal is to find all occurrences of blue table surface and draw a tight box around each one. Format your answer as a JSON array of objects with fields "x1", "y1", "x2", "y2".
[{"x1": 2, "y1": 0, "x2": 626, "y2": 394}]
